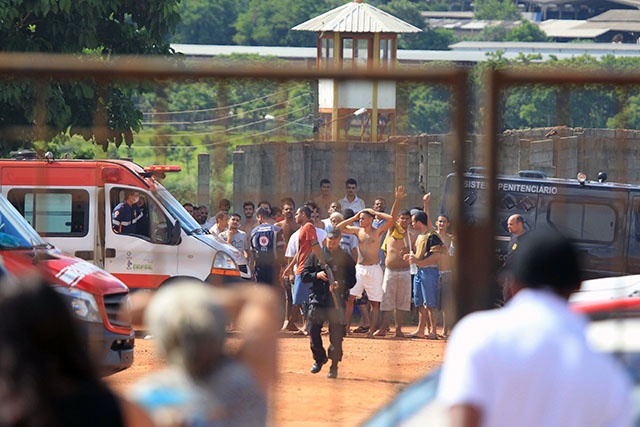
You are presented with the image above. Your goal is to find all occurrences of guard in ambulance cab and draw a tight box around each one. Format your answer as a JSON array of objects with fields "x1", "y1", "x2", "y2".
[{"x1": 112, "y1": 190, "x2": 143, "y2": 235}]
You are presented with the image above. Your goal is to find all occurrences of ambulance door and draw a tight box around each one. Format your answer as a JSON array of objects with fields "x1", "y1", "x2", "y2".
[{"x1": 104, "y1": 184, "x2": 179, "y2": 289}]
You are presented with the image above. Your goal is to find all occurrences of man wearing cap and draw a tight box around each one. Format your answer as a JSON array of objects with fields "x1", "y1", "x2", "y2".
[
  {"x1": 436, "y1": 230, "x2": 633, "y2": 427},
  {"x1": 301, "y1": 225, "x2": 356, "y2": 379}
]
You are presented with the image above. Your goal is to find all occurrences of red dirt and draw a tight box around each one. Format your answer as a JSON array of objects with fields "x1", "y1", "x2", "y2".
[{"x1": 106, "y1": 329, "x2": 446, "y2": 426}]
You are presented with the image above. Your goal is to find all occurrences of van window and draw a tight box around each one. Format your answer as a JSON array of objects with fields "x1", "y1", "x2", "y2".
[
  {"x1": 548, "y1": 201, "x2": 616, "y2": 243},
  {"x1": 7, "y1": 189, "x2": 89, "y2": 237},
  {"x1": 109, "y1": 188, "x2": 173, "y2": 244}
]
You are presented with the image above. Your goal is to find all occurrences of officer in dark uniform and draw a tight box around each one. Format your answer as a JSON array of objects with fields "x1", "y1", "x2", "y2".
[
  {"x1": 500, "y1": 214, "x2": 529, "y2": 303},
  {"x1": 301, "y1": 225, "x2": 356, "y2": 379},
  {"x1": 112, "y1": 190, "x2": 142, "y2": 235}
]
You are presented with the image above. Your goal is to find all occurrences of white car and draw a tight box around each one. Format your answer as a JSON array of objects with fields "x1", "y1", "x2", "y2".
[{"x1": 570, "y1": 275, "x2": 640, "y2": 303}]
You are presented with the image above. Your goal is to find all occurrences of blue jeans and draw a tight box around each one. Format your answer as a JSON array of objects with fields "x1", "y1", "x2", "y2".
[
  {"x1": 413, "y1": 267, "x2": 439, "y2": 308},
  {"x1": 293, "y1": 274, "x2": 312, "y2": 306}
]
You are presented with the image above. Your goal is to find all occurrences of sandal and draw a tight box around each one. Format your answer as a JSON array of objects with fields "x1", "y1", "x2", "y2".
[{"x1": 352, "y1": 326, "x2": 370, "y2": 333}]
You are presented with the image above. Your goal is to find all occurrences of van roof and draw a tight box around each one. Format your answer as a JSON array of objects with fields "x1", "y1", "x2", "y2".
[
  {"x1": 0, "y1": 159, "x2": 155, "y2": 189},
  {"x1": 448, "y1": 171, "x2": 640, "y2": 191}
]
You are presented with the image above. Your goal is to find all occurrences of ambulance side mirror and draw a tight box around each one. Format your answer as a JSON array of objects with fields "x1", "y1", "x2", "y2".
[{"x1": 170, "y1": 220, "x2": 181, "y2": 245}]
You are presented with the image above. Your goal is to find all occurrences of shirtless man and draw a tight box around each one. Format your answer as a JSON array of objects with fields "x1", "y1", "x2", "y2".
[
  {"x1": 423, "y1": 192, "x2": 455, "y2": 337},
  {"x1": 376, "y1": 207, "x2": 412, "y2": 337},
  {"x1": 337, "y1": 188, "x2": 399, "y2": 338},
  {"x1": 313, "y1": 179, "x2": 334, "y2": 219},
  {"x1": 276, "y1": 200, "x2": 301, "y2": 331},
  {"x1": 240, "y1": 201, "x2": 259, "y2": 235},
  {"x1": 435, "y1": 213, "x2": 454, "y2": 338},
  {"x1": 275, "y1": 199, "x2": 299, "y2": 245}
]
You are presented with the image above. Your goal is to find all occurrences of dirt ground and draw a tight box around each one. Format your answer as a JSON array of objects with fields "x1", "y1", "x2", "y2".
[{"x1": 106, "y1": 328, "x2": 447, "y2": 426}]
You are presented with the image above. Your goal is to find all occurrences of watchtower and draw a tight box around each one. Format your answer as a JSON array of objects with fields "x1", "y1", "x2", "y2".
[{"x1": 292, "y1": 0, "x2": 420, "y2": 141}]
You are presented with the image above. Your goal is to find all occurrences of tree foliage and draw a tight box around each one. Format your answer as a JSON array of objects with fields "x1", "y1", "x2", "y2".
[
  {"x1": 505, "y1": 20, "x2": 549, "y2": 42},
  {"x1": 474, "y1": 25, "x2": 509, "y2": 41},
  {"x1": 233, "y1": 0, "x2": 321, "y2": 46},
  {"x1": 474, "y1": 0, "x2": 521, "y2": 20},
  {"x1": 0, "y1": 0, "x2": 181, "y2": 154},
  {"x1": 172, "y1": 0, "x2": 238, "y2": 44}
]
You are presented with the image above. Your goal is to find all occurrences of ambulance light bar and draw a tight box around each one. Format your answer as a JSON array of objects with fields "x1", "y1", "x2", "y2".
[{"x1": 141, "y1": 165, "x2": 181, "y2": 179}]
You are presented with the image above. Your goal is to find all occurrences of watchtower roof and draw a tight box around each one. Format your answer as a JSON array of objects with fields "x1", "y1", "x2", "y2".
[{"x1": 292, "y1": 0, "x2": 421, "y2": 33}]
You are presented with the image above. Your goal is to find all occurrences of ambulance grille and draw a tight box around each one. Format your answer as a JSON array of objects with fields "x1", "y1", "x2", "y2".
[{"x1": 103, "y1": 293, "x2": 132, "y2": 328}]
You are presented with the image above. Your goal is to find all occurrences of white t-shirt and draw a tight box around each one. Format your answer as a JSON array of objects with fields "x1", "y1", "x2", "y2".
[
  {"x1": 437, "y1": 288, "x2": 633, "y2": 427},
  {"x1": 209, "y1": 223, "x2": 227, "y2": 236},
  {"x1": 338, "y1": 196, "x2": 366, "y2": 213}
]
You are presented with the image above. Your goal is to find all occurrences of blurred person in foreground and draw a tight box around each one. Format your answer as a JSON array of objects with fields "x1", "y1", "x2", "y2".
[
  {"x1": 437, "y1": 229, "x2": 633, "y2": 427},
  {"x1": 130, "y1": 280, "x2": 279, "y2": 427},
  {"x1": 0, "y1": 274, "x2": 153, "y2": 427}
]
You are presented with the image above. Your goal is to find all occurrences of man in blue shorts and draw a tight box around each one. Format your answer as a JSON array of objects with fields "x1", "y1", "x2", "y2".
[{"x1": 405, "y1": 211, "x2": 442, "y2": 339}]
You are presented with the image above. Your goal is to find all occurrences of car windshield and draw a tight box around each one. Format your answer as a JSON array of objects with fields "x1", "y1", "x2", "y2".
[
  {"x1": 0, "y1": 196, "x2": 46, "y2": 249},
  {"x1": 153, "y1": 186, "x2": 204, "y2": 234}
]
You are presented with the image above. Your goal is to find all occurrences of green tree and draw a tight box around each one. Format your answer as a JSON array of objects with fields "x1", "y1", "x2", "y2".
[
  {"x1": 608, "y1": 93, "x2": 640, "y2": 129},
  {"x1": 233, "y1": 0, "x2": 321, "y2": 46},
  {"x1": 0, "y1": 0, "x2": 181, "y2": 155},
  {"x1": 475, "y1": 25, "x2": 509, "y2": 41},
  {"x1": 402, "y1": 82, "x2": 452, "y2": 134},
  {"x1": 474, "y1": 0, "x2": 521, "y2": 20},
  {"x1": 172, "y1": 0, "x2": 238, "y2": 44},
  {"x1": 505, "y1": 20, "x2": 548, "y2": 42}
]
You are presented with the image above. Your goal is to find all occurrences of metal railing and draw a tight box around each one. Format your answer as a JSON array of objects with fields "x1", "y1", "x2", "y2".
[{"x1": 2, "y1": 52, "x2": 640, "y2": 322}]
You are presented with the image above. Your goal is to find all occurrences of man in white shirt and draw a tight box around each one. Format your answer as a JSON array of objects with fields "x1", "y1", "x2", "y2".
[
  {"x1": 338, "y1": 178, "x2": 365, "y2": 213},
  {"x1": 437, "y1": 230, "x2": 633, "y2": 427}
]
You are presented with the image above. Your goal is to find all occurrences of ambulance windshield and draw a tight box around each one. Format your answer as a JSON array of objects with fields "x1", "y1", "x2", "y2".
[
  {"x1": 154, "y1": 187, "x2": 204, "y2": 234},
  {"x1": 0, "y1": 196, "x2": 47, "y2": 249}
]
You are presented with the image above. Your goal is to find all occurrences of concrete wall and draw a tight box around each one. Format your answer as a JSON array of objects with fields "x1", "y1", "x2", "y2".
[
  {"x1": 230, "y1": 127, "x2": 640, "y2": 218},
  {"x1": 232, "y1": 137, "x2": 447, "y2": 218}
]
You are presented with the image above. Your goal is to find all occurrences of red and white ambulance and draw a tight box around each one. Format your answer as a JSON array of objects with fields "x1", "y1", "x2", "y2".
[
  {"x1": 0, "y1": 155, "x2": 250, "y2": 289},
  {"x1": 0, "y1": 193, "x2": 134, "y2": 375}
]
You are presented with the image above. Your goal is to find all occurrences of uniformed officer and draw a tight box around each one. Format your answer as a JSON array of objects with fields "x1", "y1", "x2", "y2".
[
  {"x1": 112, "y1": 190, "x2": 142, "y2": 235},
  {"x1": 502, "y1": 214, "x2": 528, "y2": 302},
  {"x1": 301, "y1": 225, "x2": 356, "y2": 379}
]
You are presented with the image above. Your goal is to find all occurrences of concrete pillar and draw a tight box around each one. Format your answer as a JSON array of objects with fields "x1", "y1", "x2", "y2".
[{"x1": 197, "y1": 153, "x2": 210, "y2": 208}]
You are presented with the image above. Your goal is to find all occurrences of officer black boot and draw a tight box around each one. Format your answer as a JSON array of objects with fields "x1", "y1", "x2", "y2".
[
  {"x1": 310, "y1": 357, "x2": 327, "y2": 374},
  {"x1": 327, "y1": 362, "x2": 338, "y2": 379}
]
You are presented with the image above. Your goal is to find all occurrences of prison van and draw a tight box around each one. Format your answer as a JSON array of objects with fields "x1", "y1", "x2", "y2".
[
  {"x1": 441, "y1": 170, "x2": 640, "y2": 279},
  {"x1": 0, "y1": 193, "x2": 134, "y2": 375},
  {"x1": 0, "y1": 157, "x2": 251, "y2": 290}
]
